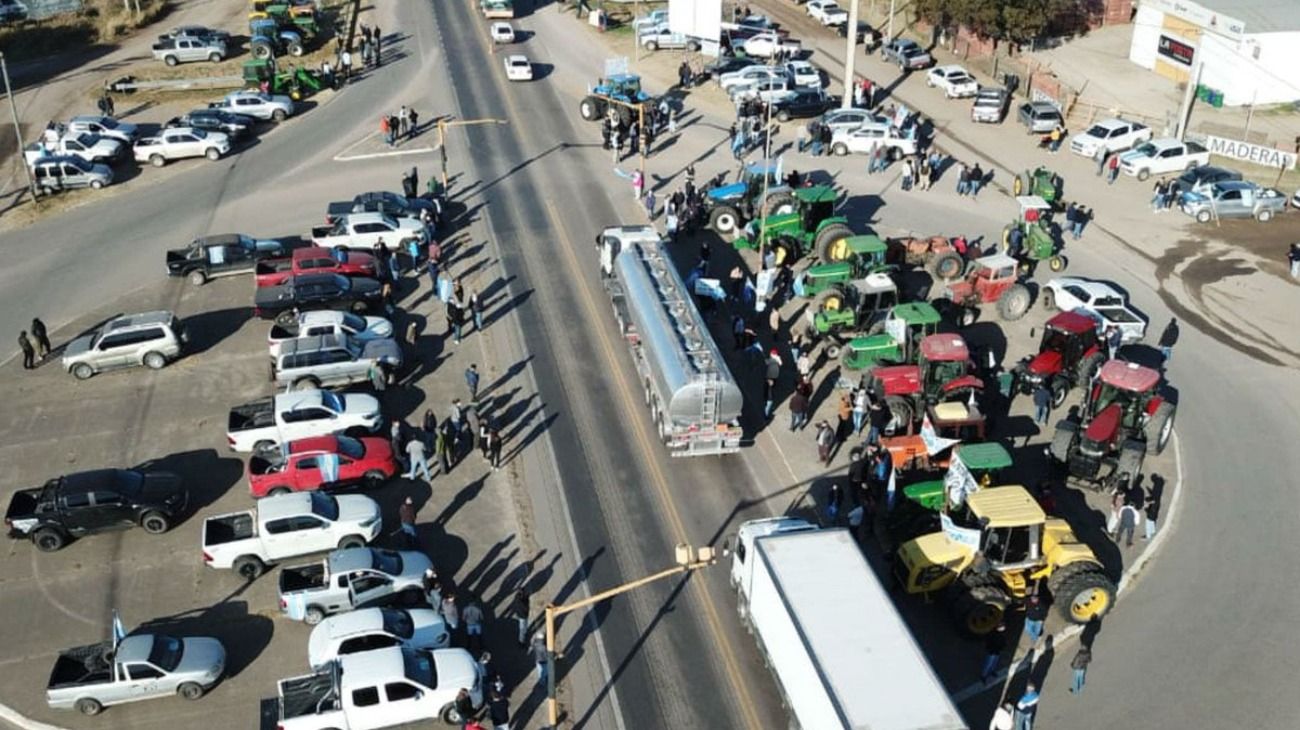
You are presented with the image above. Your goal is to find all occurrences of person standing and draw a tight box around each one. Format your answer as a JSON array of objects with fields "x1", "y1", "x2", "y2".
[
  {"x1": 1158, "y1": 317, "x2": 1179, "y2": 363},
  {"x1": 815, "y1": 421, "x2": 835, "y2": 465},
  {"x1": 824, "y1": 482, "x2": 843, "y2": 525},
  {"x1": 901, "y1": 155, "x2": 915, "y2": 191},
  {"x1": 447, "y1": 299, "x2": 462, "y2": 345},
  {"x1": 980, "y1": 623, "x2": 1007, "y2": 684},
  {"x1": 836, "y1": 392, "x2": 853, "y2": 445},
  {"x1": 469, "y1": 289, "x2": 484, "y2": 333},
  {"x1": 509, "y1": 588, "x2": 530, "y2": 647},
  {"x1": 1071, "y1": 205, "x2": 1089, "y2": 240},
  {"x1": 1032, "y1": 383, "x2": 1051, "y2": 425},
  {"x1": 380, "y1": 114, "x2": 393, "y2": 147},
  {"x1": 465, "y1": 363, "x2": 481, "y2": 401},
  {"x1": 373, "y1": 33, "x2": 383, "y2": 68},
  {"x1": 531, "y1": 633, "x2": 549, "y2": 684},
  {"x1": 1095, "y1": 148, "x2": 1108, "y2": 176},
  {"x1": 30, "y1": 317, "x2": 51, "y2": 359},
  {"x1": 918, "y1": 155, "x2": 932, "y2": 191},
  {"x1": 1015, "y1": 684, "x2": 1039, "y2": 730},
  {"x1": 398, "y1": 496, "x2": 418, "y2": 548},
  {"x1": 955, "y1": 162, "x2": 970, "y2": 196},
  {"x1": 340, "y1": 48, "x2": 352, "y2": 82},
  {"x1": 390, "y1": 419, "x2": 406, "y2": 470},
  {"x1": 1289, "y1": 243, "x2": 1300, "y2": 279},
  {"x1": 1106, "y1": 153, "x2": 1120, "y2": 184},
  {"x1": 1070, "y1": 645, "x2": 1092, "y2": 694},
  {"x1": 487, "y1": 688, "x2": 511, "y2": 730},
  {"x1": 969, "y1": 163, "x2": 985, "y2": 198},
  {"x1": 441, "y1": 591, "x2": 460, "y2": 634},
  {"x1": 789, "y1": 379, "x2": 810, "y2": 432},
  {"x1": 1023, "y1": 595, "x2": 1047, "y2": 646},
  {"x1": 1106, "y1": 325, "x2": 1123, "y2": 361},
  {"x1": 463, "y1": 599, "x2": 485, "y2": 654},
  {"x1": 436, "y1": 426, "x2": 453, "y2": 474},
  {"x1": 405, "y1": 436, "x2": 432, "y2": 481},
  {"x1": 1116, "y1": 497, "x2": 1140, "y2": 547},
  {"x1": 487, "y1": 426, "x2": 503, "y2": 470},
  {"x1": 1151, "y1": 178, "x2": 1168, "y2": 213},
  {"x1": 17, "y1": 331, "x2": 35, "y2": 370},
  {"x1": 1143, "y1": 490, "x2": 1160, "y2": 540},
  {"x1": 397, "y1": 105, "x2": 409, "y2": 138}
]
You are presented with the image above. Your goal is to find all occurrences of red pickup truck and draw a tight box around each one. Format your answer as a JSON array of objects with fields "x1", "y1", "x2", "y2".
[
  {"x1": 247, "y1": 434, "x2": 397, "y2": 498},
  {"x1": 253, "y1": 246, "x2": 380, "y2": 288}
]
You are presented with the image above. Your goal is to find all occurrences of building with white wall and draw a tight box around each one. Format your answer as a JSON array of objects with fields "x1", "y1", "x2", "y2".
[{"x1": 1129, "y1": 0, "x2": 1300, "y2": 106}]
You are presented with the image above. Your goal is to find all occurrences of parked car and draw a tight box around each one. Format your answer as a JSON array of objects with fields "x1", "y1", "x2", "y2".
[
  {"x1": 152, "y1": 34, "x2": 226, "y2": 65},
  {"x1": 1016, "y1": 101, "x2": 1063, "y2": 134},
  {"x1": 1069, "y1": 117, "x2": 1152, "y2": 158},
  {"x1": 704, "y1": 55, "x2": 754, "y2": 81},
  {"x1": 166, "y1": 233, "x2": 287, "y2": 286},
  {"x1": 819, "y1": 107, "x2": 886, "y2": 134},
  {"x1": 743, "y1": 32, "x2": 801, "y2": 59},
  {"x1": 160, "y1": 25, "x2": 231, "y2": 44},
  {"x1": 273, "y1": 332, "x2": 402, "y2": 390},
  {"x1": 729, "y1": 76, "x2": 796, "y2": 105},
  {"x1": 46, "y1": 633, "x2": 224, "y2": 716},
  {"x1": 201, "y1": 492, "x2": 382, "y2": 578},
  {"x1": 719, "y1": 64, "x2": 782, "y2": 92},
  {"x1": 784, "y1": 60, "x2": 823, "y2": 88},
  {"x1": 278, "y1": 548, "x2": 432, "y2": 624},
  {"x1": 1042, "y1": 278, "x2": 1148, "y2": 344},
  {"x1": 772, "y1": 89, "x2": 834, "y2": 122},
  {"x1": 489, "y1": 21, "x2": 514, "y2": 43},
  {"x1": 133, "y1": 127, "x2": 231, "y2": 167},
  {"x1": 830, "y1": 123, "x2": 917, "y2": 158},
  {"x1": 30, "y1": 156, "x2": 113, "y2": 193},
  {"x1": 970, "y1": 87, "x2": 1009, "y2": 123},
  {"x1": 255, "y1": 246, "x2": 379, "y2": 288},
  {"x1": 247, "y1": 435, "x2": 397, "y2": 499},
  {"x1": 310, "y1": 211, "x2": 429, "y2": 251},
  {"x1": 253, "y1": 273, "x2": 385, "y2": 324},
  {"x1": 325, "y1": 191, "x2": 437, "y2": 226},
  {"x1": 1119, "y1": 139, "x2": 1210, "y2": 180},
  {"x1": 226, "y1": 389, "x2": 382, "y2": 453},
  {"x1": 1180, "y1": 180, "x2": 1288, "y2": 223},
  {"x1": 23, "y1": 133, "x2": 124, "y2": 166},
  {"x1": 209, "y1": 90, "x2": 294, "y2": 122},
  {"x1": 5, "y1": 468, "x2": 187, "y2": 552},
  {"x1": 630, "y1": 8, "x2": 668, "y2": 33},
  {"x1": 268, "y1": 310, "x2": 394, "y2": 359},
  {"x1": 66, "y1": 115, "x2": 138, "y2": 144},
  {"x1": 165, "y1": 109, "x2": 256, "y2": 139},
  {"x1": 806, "y1": 0, "x2": 848, "y2": 26},
  {"x1": 307, "y1": 608, "x2": 451, "y2": 671},
  {"x1": 62, "y1": 311, "x2": 186, "y2": 380},
  {"x1": 640, "y1": 26, "x2": 701, "y2": 52},
  {"x1": 881, "y1": 38, "x2": 932, "y2": 70},
  {"x1": 926, "y1": 64, "x2": 978, "y2": 98},
  {"x1": 1176, "y1": 164, "x2": 1242, "y2": 193},
  {"x1": 504, "y1": 54, "x2": 533, "y2": 81}
]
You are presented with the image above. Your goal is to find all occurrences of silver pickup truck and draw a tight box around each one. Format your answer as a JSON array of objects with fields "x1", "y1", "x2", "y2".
[
  {"x1": 151, "y1": 35, "x2": 227, "y2": 66},
  {"x1": 279, "y1": 548, "x2": 432, "y2": 625},
  {"x1": 46, "y1": 634, "x2": 225, "y2": 716}
]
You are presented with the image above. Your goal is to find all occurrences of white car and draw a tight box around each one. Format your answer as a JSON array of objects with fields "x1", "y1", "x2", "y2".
[
  {"x1": 719, "y1": 64, "x2": 782, "y2": 92},
  {"x1": 504, "y1": 54, "x2": 532, "y2": 81},
  {"x1": 830, "y1": 124, "x2": 917, "y2": 158},
  {"x1": 728, "y1": 77, "x2": 795, "y2": 105},
  {"x1": 210, "y1": 90, "x2": 294, "y2": 122},
  {"x1": 23, "y1": 132, "x2": 123, "y2": 166},
  {"x1": 1119, "y1": 138, "x2": 1210, "y2": 180},
  {"x1": 806, "y1": 0, "x2": 848, "y2": 25},
  {"x1": 784, "y1": 60, "x2": 822, "y2": 88},
  {"x1": 743, "y1": 32, "x2": 801, "y2": 59},
  {"x1": 926, "y1": 65, "x2": 979, "y2": 98},
  {"x1": 308, "y1": 608, "x2": 450, "y2": 670},
  {"x1": 268, "y1": 310, "x2": 394, "y2": 359},
  {"x1": 1069, "y1": 117, "x2": 1152, "y2": 158},
  {"x1": 66, "y1": 115, "x2": 139, "y2": 144},
  {"x1": 820, "y1": 107, "x2": 886, "y2": 134},
  {"x1": 1043, "y1": 277, "x2": 1148, "y2": 344},
  {"x1": 490, "y1": 21, "x2": 514, "y2": 43},
  {"x1": 133, "y1": 127, "x2": 231, "y2": 167}
]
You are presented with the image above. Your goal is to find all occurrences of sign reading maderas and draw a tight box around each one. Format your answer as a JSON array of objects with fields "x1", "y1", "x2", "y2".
[{"x1": 1205, "y1": 135, "x2": 1297, "y2": 170}]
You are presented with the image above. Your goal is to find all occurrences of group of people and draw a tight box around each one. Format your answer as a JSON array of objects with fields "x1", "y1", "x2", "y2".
[
  {"x1": 16, "y1": 317, "x2": 51, "y2": 370},
  {"x1": 380, "y1": 105, "x2": 421, "y2": 147},
  {"x1": 1148, "y1": 176, "x2": 1186, "y2": 213}
]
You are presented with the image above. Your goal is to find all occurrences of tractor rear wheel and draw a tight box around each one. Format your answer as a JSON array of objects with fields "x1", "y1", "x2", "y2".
[
  {"x1": 1048, "y1": 420, "x2": 1077, "y2": 463},
  {"x1": 1050, "y1": 567, "x2": 1115, "y2": 624},
  {"x1": 884, "y1": 396, "x2": 914, "y2": 433},
  {"x1": 579, "y1": 95, "x2": 602, "y2": 121},
  {"x1": 771, "y1": 237, "x2": 798, "y2": 266},
  {"x1": 1075, "y1": 352, "x2": 1104, "y2": 386},
  {"x1": 814, "y1": 223, "x2": 854, "y2": 263},
  {"x1": 763, "y1": 191, "x2": 797, "y2": 218},
  {"x1": 997, "y1": 283, "x2": 1032, "y2": 320},
  {"x1": 948, "y1": 575, "x2": 1010, "y2": 638},
  {"x1": 1048, "y1": 254, "x2": 1067, "y2": 272},
  {"x1": 616, "y1": 105, "x2": 633, "y2": 126},
  {"x1": 812, "y1": 286, "x2": 848, "y2": 315},
  {"x1": 1145, "y1": 402, "x2": 1175, "y2": 455},
  {"x1": 1013, "y1": 174, "x2": 1027, "y2": 196},
  {"x1": 928, "y1": 251, "x2": 964, "y2": 281},
  {"x1": 1116, "y1": 440, "x2": 1145, "y2": 481},
  {"x1": 708, "y1": 205, "x2": 740, "y2": 235},
  {"x1": 1049, "y1": 377, "x2": 1068, "y2": 409}
]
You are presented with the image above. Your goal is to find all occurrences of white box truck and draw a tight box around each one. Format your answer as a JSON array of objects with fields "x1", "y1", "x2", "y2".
[{"x1": 730, "y1": 518, "x2": 967, "y2": 730}]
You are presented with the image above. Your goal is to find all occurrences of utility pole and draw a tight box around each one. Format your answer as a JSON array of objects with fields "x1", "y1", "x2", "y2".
[
  {"x1": 544, "y1": 544, "x2": 718, "y2": 729},
  {"x1": 0, "y1": 53, "x2": 38, "y2": 206},
  {"x1": 1174, "y1": 43, "x2": 1202, "y2": 141},
  {"x1": 436, "y1": 117, "x2": 509, "y2": 191},
  {"x1": 603, "y1": 96, "x2": 649, "y2": 184},
  {"x1": 886, "y1": 0, "x2": 896, "y2": 45},
  {"x1": 842, "y1": 0, "x2": 860, "y2": 109}
]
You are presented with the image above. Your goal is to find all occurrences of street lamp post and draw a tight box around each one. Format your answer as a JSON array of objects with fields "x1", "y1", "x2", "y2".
[
  {"x1": 0, "y1": 53, "x2": 38, "y2": 206},
  {"x1": 842, "y1": 0, "x2": 861, "y2": 109},
  {"x1": 435, "y1": 117, "x2": 509, "y2": 192},
  {"x1": 543, "y1": 544, "x2": 719, "y2": 729},
  {"x1": 600, "y1": 96, "x2": 649, "y2": 185}
]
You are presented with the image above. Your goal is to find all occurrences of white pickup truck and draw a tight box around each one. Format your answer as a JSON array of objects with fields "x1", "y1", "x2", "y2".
[
  {"x1": 310, "y1": 212, "x2": 429, "y2": 252},
  {"x1": 24, "y1": 133, "x2": 124, "y2": 165},
  {"x1": 268, "y1": 310, "x2": 394, "y2": 359},
  {"x1": 278, "y1": 548, "x2": 432, "y2": 625},
  {"x1": 277, "y1": 647, "x2": 484, "y2": 729},
  {"x1": 1119, "y1": 138, "x2": 1210, "y2": 180},
  {"x1": 133, "y1": 127, "x2": 231, "y2": 167},
  {"x1": 201, "y1": 492, "x2": 381, "y2": 579},
  {"x1": 1069, "y1": 117, "x2": 1153, "y2": 158},
  {"x1": 226, "y1": 389, "x2": 382, "y2": 453}
]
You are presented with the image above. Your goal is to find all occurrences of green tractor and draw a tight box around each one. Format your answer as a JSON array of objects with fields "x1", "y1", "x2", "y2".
[
  {"x1": 249, "y1": 0, "x2": 321, "y2": 37},
  {"x1": 793, "y1": 234, "x2": 890, "y2": 302},
  {"x1": 1012, "y1": 166, "x2": 1062, "y2": 205},
  {"x1": 826, "y1": 300, "x2": 943, "y2": 372},
  {"x1": 243, "y1": 58, "x2": 323, "y2": 99},
  {"x1": 887, "y1": 442, "x2": 1014, "y2": 544},
  {"x1": 733, "y1": 185, "x2": 853, "y2": 265},
  {"x1": 1001, "y1": 195, "x2": 1066, "y2": 273}
]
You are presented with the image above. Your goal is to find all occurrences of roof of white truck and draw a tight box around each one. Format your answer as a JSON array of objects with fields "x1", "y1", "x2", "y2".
[{"x1": 757, "y1": 529, "x2": 965, "y2": 730}]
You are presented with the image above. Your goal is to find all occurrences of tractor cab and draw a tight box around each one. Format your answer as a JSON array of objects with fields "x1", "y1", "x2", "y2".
[
  {"x1": 602, "y1": 73, "x2": 647, "y2": 102},
  {"x1": 1003, "y1": 195, "x2": 1065, "y2": 272},
  {"x1": 1085, "y1": 360, "x2": 1160, "y2": 433},
  {"x1": 806, "y1": 272, "x2": 899, "y2": 367},
  {"x1": 897, "y1": 441, "x2": 1013, "y2": 512},
  {"x1": 870, "y1": 333, "x2": 981, "y2": 430},
  {"x1": 1015, "y1": 311, "x2": 1104, "y2": 406},
  {"x1": 882, "y1": 301, "x2": 941, "y2": 361},
  {"x1": 704, "y1": 161, "x2": 790, "y2": 233},
  {"x1": 797, "y1": 235, "x2": 890, "y2": 301},
  {"x1": 795, "y1": 184, "x2": 838, "y2": 232},
  {"x1": 1012, "y1": 166, "x2": 1061, "y2": 204},
  {"x1": 944, "y1": 253, "x2": 1031, "y2": 324}
]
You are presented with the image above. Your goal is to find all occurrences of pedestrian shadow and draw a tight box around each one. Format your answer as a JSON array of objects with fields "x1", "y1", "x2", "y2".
[
  {"x1": 1028, "y1": 634, "x2": 1057, "y2": 687},
  {"x1": 502, "y1": 409, "x2": 557, "y2": 464},
  {"x1": 461, "y1": 534, "x2": 517, "y2": 594},
  {"x1": 435, "y1": 475, "x2": 487, "y2": 527},
  {"x1": 487, "y1": 287, "x2": 534, "y2": 325},
  {"x1": 480, "y1": 354, "x2": 533, "y2": 400},
  {"x1": 489, "y1": 549, "x2": 550, "y2": 610},
  {"x1": 480, "y1": 385, "x2": 522, "y2": 420}
]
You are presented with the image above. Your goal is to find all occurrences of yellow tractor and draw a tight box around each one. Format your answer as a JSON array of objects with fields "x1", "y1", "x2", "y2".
[{"x1": 894, "y1": 485, "x2": 1115, "y2": 637}]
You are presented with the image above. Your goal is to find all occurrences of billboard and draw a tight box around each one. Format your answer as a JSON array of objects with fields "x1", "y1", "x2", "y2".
[{"x1": 669, "y1": 0, "x2": 722, "y2": 42}]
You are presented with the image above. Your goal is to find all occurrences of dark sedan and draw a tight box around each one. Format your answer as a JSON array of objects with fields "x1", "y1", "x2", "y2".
[
  {"x1": 773, "y1": 90, "x2": 836, "y2": 122},
  {"x1": 254, "y1": 273, "x2": 384, "y2": 324},
  {"x1": 166, "y1": 109, "x2": 256, "y2": 139},
  {"x1": 1176, "y1": 164, "x2": 1243, "y2": 192}
]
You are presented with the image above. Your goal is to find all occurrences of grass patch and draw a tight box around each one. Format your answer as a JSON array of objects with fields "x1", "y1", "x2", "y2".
[{"x1": 0, "y1": 0, "x2": 172, "y2": 62}]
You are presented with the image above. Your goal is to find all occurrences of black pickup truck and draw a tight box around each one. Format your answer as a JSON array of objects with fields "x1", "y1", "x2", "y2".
[
  {"x1": 166, "y1": 233, "x2": 288, "y2": 286},
  {"x1": 325, "y1": 191, "x2": 438, "y2": 226},
  {"x1": 5, "y1": 469, "x2": 187, "y2": 552}
]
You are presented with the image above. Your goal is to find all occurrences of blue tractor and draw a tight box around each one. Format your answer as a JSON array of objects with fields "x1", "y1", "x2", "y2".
[
  {"x1": 704, "y1": 161, "x2": 797, "y2": 236},
  {"x1": 579, "y1": 73, "x2": 653, "y2": 125}
]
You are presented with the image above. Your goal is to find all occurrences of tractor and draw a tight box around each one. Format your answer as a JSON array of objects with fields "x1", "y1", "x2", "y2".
[
  {"x1": 939, "y1": 253, "x2": 1033, "y2": 327},
  {"x1": 249, "y1": 17, "x2": 306, "y2": 60},
  {"x1": 885, "y1": 442, "x2": 1013, "y2": 543},
  {"x1": 823, "y1": 299, "x2": 941, "y2": 372},
  {"x1": 794, "y1": 234, "x2": 890, "y2": 309},
  {"x1": 733, "y1": 185, "x2": 853, "y2": 265},
  {"x1": 703, "y1": 161, "x2": 790, "y2": 236},
  {"x1": 1002, "y1": 195, "x2": 1066, "y2": 273},
  {"x1": 884, "y1": 235, "x2": 968, "y2": 281},
  {"x1": 1011, "y1": 311, "x2": 1106, "y2": 409},
  {"x1": 867, "y1": 333, "x2": 983, "y2": 431},
  {"x1": 579, "y1": 73, "x2": 653, "y2": 125},
  {"x1": 799, "y1": 269, "x2": 898, "y2": 368},
  {"x1": 1012, "y1": 166, "x2": 1062, "y2": 206},
  {"x1": 895, "y1": 485, "x2": 1117, "y2": 636},
  {"x1": 1048, "y1": 360, "x2": 1176, "y2": 484},
  {"x1": 249, "y1": 0, "x2": 320, "y2": 37},
  {"x1": 243, "y1": 58, "x2": 323, "y2": 100}
]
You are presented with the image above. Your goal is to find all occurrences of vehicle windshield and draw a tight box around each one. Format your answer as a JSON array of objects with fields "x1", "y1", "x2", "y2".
[
  {"x1": 310, "y1": 492, "x2": 340, "y2": 521},
  {"x1": 147, "y1": 635, "x2": 184, "y2": 672},
  {"x1": 335, "y1": 436, "x2": 365, "y2": 460},
  {"x1": 371, "y1": 550, "x2": 403, "y2": 574},
  {"x1": 340, "y1": 312, "x2": 366, "y2": 332},
  {"x1": 74, "y1": 134, "x2": 97, "y2": 146},
  {"x1": 98, "y1": 118, "x2": 120, "y2": 129},
  {"x1": 321, "y1": 390, "x2": 344, "y2": 412},
  {"x1": 1085, "y1": 124, "x2": 1108, "y2": 137},
  {"x1": 402, "y1": 648, "x2": 437, "y2": 689},
  {"x1": 1132, "y1": 143, "x2": 1156, "y2": 156},
  {"x1": 381, "y1": 608, "x2": 414, "y2": 639},
  {"x1": 111, "y1": 470, "x2": 144, "y2": 496},
  {"x1": 190, "y1": 129, "x2": 208, "y2": 139}
]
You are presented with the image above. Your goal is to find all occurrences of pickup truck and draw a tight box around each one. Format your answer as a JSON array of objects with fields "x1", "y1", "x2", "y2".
[
  {"x1": 279, "y1": 548, "x2": 433, "y2": 625},
  {"x1": 268, "y1": 310, "x2": 394, "y2": 359},
  {"x1": 310, "y1": 211, "x2": 429, "y2": 252},
  {"x1": 742, "y1": 32, "x2": 802, "y2": 59},
  {"x1": 6, "y1": 469, "x2": 187, "y2": 552},
  {"x1": 881, "y1": 38, "x2": 933, "y2": 70},
  {"x1": 278, "y1": 647, "x2": 483, "y2": 729},
  {"x1": 151, "y1": 34, "x2": 227, "y2": 66},
  {"x1": 66, "y1": 115, "x2": 139, "y2": 144},
  {"x1": 209, "y1": 90, "x2": 294, "y2": 122},
  {"x1": 47, "y1": 634, "x2": 225, "y2": 716},
  {"x1": 226, "y1": 389, "x2": 382, "y2": 453},
  {"x1": 134, "y1": 127, "x2": 231, "y2": 167},
  {"x1": 166, "y1": 233, "x2": 287, "y2": 286},
  {"x1": 202, "y1": 491, "x2": 381, "y2": 579},
  {"x1": 1181, "y1": 180, "x2": 1289, "y2": 223},
  {"x1": 1119, "y1": 138, "x2": 1210, "y2": 180},
  {"x1": 1043, "y1": 277, "x2": 1148, "y2": 344},
  {"x1": 1069, "y1": 117, "x2": 1152, "y2": 158},
  {"x1": 273, "y1": 332, "x2": 403, "y2": 390},
  {"x1": 248, "y1": 435, "x2": 397, "y2": 498},
  {"x1": 639, "y1": 27, "x2": 702, "y2": 52},
  {"x1": 325, "y1": 191, "x2": 437, "y2": 226},
  {"x1": 255, "y1": 246, "x2": 379, "y2": 288},
  {"x1": 253, "y1": 272, "x2": 385, "y2": 324},
  {"x1": 23, "y1": 132, "x2": 124, "y2": 165},
  {"x1": 307, "y1": 608, "x2": 450, "y2": 670},
  {"x1": 806, "y1": 0, "x2": 848, "y2": 26}
]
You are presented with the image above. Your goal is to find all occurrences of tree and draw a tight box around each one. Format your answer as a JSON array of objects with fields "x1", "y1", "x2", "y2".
[{"x1": 914, "y1": 0, "x2": 1087, "y2": 43}]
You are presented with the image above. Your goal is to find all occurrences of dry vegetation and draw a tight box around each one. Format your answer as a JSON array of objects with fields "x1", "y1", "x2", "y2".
[{"x1": 0, "y1": 0, "x2": 172, "y2": 62}]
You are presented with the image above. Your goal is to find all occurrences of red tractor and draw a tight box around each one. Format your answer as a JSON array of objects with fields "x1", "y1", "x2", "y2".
[
  {"x1": 940, "y1": 253, "x2": 1032, "y2": 327},
  {"x1": 1048, "y1": 360, "x2": 1176, "y2": 484},
  {"x1": 1012, "y1": 311, "x2": 1106, "y2": 408},
  {"x1": 869, "y1": 333, "x2": 983, "y2": 432}
]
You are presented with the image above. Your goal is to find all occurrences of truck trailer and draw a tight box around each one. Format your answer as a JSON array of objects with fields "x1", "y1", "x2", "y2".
[
  {"x1": 598, "y1": 225, "x2": 744, "y2": 456},
  {"x1": 730, "y1": 518, "x2": 967, "y2": 730}
]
